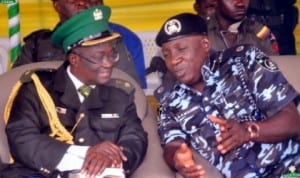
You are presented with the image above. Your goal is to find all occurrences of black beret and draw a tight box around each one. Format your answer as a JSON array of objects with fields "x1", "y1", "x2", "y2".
[{"x1": 155, "y1": 13, "x2": 208, "y2": 47}]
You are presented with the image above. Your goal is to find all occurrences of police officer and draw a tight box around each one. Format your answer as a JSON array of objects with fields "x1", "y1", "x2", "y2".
[
  {"x1": 1, "y1": 5, "x2": 147, "y2": 178},
  {"x1": 13, "y1": 0, "x2": 147, "y2": 89},
  {"x1": 155, "y1": 12, "x2": 300, "y2": 178}
]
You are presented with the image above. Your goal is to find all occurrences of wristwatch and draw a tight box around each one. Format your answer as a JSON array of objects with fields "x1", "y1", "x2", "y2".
[{"x1": 245, "y1": 122, "x2": 260, "y2": 140}]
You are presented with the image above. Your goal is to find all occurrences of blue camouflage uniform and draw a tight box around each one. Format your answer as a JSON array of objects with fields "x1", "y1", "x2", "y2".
[{"x1": 158, "y1": 44, "x2": 300, "y2": 177}]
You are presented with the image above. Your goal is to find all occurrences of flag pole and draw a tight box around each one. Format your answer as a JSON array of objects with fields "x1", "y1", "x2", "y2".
[{"x1": 8, "y1": 0, "x2": 21, "y2": 67}]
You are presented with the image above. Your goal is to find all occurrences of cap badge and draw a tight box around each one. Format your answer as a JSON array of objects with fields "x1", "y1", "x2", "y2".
[
  {"x1": 93, "y1": 8, "x2": 103, "y2": 21},
  {"x1": 164, "y1": 19, "x2": 182, "y2": 35},
  {"x1": 236, "y1": 45, "x2": 244, "y2": 52}
]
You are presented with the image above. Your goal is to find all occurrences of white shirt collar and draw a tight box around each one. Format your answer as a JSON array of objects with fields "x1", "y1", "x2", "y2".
[
  {"x1": 67, "y1": 66, "x2": 84, "y2": 90},
  {"x1": 66, "y1": 66, "x2": 85, "y2": 102}
]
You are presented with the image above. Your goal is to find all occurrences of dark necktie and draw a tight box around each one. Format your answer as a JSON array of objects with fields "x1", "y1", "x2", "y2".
[{"x1": 78, "y1": 85, "x2": 91, "y2": 98}]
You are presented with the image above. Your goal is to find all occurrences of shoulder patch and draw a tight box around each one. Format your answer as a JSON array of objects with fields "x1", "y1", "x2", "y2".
[
  {"x1": 256, "y1": 25, "x2": 271, "y2": 39},
  {"x1": 108, "y1": 79, "x2": 134, "y2": 94},
  {"x1": 255, "y1": 55, "x2": 279, "y2": 72}
]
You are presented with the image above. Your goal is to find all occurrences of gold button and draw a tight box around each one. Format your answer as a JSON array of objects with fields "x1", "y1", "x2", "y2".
[
  {"x1": 40, "y1": 167, "x2": 47, "y2": 173},
  {"x1": 124, "y1": 82, "x2": 131, "y2": 88},
  {"x1": 78, "y1": 137, "x2": 85, "y2": 143}
]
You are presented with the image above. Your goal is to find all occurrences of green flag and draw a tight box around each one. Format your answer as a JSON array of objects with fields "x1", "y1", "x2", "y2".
[{"x1": 0, "y1": 0, "x2": 16, "y2": 4}]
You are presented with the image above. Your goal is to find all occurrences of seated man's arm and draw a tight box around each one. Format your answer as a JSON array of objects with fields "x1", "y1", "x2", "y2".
[
  {"x1": 164, "y1": 140, "x2": 205, "y2": 178},
  {"x1": 164, "y1": 139, "x2": 186, "y2": 171},
  {"x1": 81, "y1": 89, "x2": 147, "y2": 177},
  {"x1": 115, "y1": 92, "x2": 148, "y2": 175},
  {"x1": 251, "y1": 102, "x2": 300, "y2": 143},
  {"x1": 209, "y1": 102, "x2": 300, "y2": 154}
]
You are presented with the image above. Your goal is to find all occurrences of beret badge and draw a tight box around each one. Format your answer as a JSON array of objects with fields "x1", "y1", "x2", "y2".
[{"x1": 164, "y1": 19, "x2": 182, "y2": 35}]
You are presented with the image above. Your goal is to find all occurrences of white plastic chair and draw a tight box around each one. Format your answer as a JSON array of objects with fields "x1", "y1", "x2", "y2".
[
  {"x1": 136, "y1": 31, "x2": 162, "y2": 96},
  {"x1": 0, "y1": 38, "x2": 10, "y2": 74}
]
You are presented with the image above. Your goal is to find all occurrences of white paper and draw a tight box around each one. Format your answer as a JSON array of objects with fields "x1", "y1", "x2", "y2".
[{"x1": 68, "y1": 168, "x2": 125, "y2": 178}]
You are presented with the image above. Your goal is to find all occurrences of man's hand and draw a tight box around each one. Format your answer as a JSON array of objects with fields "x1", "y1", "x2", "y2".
[
  {"x1": 208, "y1": 115, "x2": 250, "y2": 154},
  {"x1": 174, "y1": 143, "x2": 205, "y2": 178},
  {"x1": 81, "y1": 141, "x2": 127, "y2": 178}
]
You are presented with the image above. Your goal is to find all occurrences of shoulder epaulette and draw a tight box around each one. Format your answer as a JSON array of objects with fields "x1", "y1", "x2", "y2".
[
  {"x1": 107, "y1": 79, "x2": 134, "y2": 95},
  {"x1": 20, "y1": 68, "x2": 56, "y2": 83},
  {"x1": 222, "y1": 44, "x2": 252, "y2": 59}
]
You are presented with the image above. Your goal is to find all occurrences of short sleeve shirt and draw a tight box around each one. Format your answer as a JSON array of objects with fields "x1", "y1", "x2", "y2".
[{"x1": 158, "y1": 44, "x2": 300, "y2": 177}]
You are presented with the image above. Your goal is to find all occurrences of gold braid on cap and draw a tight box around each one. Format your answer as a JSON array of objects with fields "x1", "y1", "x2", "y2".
[{"x1": 4, "y1": 72, "x2": 74, "y2": 144}]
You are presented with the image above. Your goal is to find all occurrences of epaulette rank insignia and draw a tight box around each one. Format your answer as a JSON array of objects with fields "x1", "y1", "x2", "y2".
[{"x1": 108, "y1": 79, "x2": 134, "y2": 94}]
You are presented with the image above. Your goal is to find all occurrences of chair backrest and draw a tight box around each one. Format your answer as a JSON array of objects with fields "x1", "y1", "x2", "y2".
[
  {"x1": 0, "y1": 38, "x2": 9, "y2": 74},
  {"x1": 136, "y1": 31, "x2": 160, "y2": 68},
  {"x1": 271, "y1": 55, "x2": 300, "y2": 92},
  {"x1": 0, "y1": 61, "x2": 148, "y2": 163},
  {"x1": 136, "y1": 31, "x2": 163, "y2": 95},
  {"x1": 271, "y1": 55, "x2": 300, "y2": 112}
]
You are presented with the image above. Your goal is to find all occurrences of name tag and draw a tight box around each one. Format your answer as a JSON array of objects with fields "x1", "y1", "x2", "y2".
[{"x1": 101, "y1": 113, "x2": 120, "y2": 119}]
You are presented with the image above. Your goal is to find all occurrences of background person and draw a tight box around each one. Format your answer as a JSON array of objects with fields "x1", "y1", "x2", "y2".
[
  {"x1": 1, "y1": 5, "x2": 147, "y2": 178},
  {"x1": 193, "y1": 0, "x2": 216, "y2": 21},
  {"x1": 155, "y1": 12, "x2": 300, "y2": 178},
  {"x1": 207, "y1": 0, "x2": 279, "y2": 55},
  {"x1": 247, "y1": 0, "x2": 299, "y2": 55}
]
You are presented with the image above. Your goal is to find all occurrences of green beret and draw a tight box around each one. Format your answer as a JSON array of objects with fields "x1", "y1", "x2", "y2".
[{"x1": 51, "y1": 5, "x2": 120, "y2": 53}]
